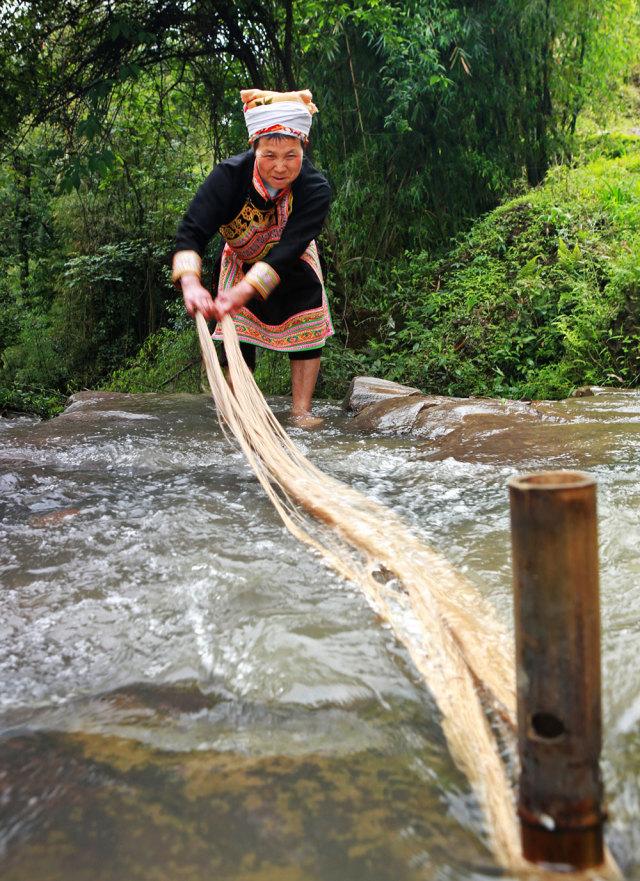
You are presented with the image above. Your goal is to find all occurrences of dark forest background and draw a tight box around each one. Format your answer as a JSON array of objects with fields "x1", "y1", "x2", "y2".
[{"x1": 1, "y1": 0, "x2": 639, "y2": 414}]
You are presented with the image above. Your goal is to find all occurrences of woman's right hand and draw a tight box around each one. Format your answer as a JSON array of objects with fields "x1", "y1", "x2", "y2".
[{"x1": 180, "y1": 274, "x2": 217, "y2": 320}]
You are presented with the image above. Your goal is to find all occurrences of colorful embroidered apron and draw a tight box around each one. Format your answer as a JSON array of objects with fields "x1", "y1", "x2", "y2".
[{"x1": 212, "y1": 163, "x2": 334, "y2": 352}]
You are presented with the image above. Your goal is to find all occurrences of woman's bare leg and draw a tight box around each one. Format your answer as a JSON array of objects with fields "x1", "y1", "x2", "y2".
[{"x1": 290, "y1": 356, "x2": 321, "y2": 415}]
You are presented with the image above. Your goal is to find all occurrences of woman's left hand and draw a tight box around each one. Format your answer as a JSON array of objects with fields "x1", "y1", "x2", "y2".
[{"x1": 213, "y1": 280, "x2": 256, "y2": 321}]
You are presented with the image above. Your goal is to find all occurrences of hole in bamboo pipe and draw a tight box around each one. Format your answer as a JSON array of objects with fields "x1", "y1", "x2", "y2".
[{"x1": 530, "y1": 712, "x2": 566, "y2": 740}]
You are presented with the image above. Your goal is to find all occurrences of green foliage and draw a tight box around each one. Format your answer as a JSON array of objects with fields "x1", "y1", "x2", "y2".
[
  {"x1": 300, "y1": 0, "x2": 640, "y2": 359},
  {"x1": 0, "y1": 1, "x2": 297, "y2": 150},
  {"x1": 1, "y1": 239, "x2": 175, "y2": 391},
  {"x1": 0, "y1": 68, "x2": 213, "y2": 407},
  {"x1": 58, "y1": 240, "x2": 173, "y2": 385},
  {"x1": 2, "y1": 309, "x2": 68, "y2": 390},
  {"x1": 327, "y1": 150, "x2": 640, "y2": 400},
  {"x1": 0, "y1": 385, "x2": 66, "y2": 418},
  {"x1": 253, "y1": 348, "x2": 293, "y2": 396},
  {"x1": 105, "y1": 302, "x2": 201, "y2": 393}
]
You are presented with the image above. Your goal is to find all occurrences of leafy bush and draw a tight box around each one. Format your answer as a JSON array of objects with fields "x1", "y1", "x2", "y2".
[
  {"x1": 0, "y1": 385, "x2": 66, "y2": 418},
  {"x1": 339, "y1": 151, "x2": 640, "y2": 399},
  {"x1": 2, "y1": 239, "x2": 176, "y2": 395},
  {"x1": 104, "y1": 300, "x2": 201, "y2": 393}
]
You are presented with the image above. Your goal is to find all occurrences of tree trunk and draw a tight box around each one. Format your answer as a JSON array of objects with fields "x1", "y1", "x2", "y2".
[
  {"x1": 13, "y1": 153, "x2": 31, "y2": 296},
  {"x1": 283, "y1": 0, "x2": 295, "y2": 90}
]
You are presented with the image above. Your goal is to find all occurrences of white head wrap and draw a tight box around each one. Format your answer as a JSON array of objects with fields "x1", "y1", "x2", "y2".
[{"x1": 241, "y1": 89, "x2": 317, "y2": 143}]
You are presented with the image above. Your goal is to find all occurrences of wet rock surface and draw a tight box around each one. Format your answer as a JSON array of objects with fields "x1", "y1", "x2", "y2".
[
  {"x1": 348, "y1": 383, "x2": 637, "y2": 468},
  {"x1": 570, "y1": 385, "x2": 596, "y2": 398},
  {"x1": 66, "y1": 390, "x2": 140, "y2": 406},
  {"x1": 0, "y1": 723, "x2": 481, "y2": 881}
]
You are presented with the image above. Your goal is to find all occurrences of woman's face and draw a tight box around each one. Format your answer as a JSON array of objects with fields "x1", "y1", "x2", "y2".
[{"x1": 255, "y1": 136, "x2": 304, "y2": 190}]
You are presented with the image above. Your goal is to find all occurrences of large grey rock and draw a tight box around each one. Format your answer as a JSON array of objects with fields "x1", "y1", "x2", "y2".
[
  {"x1": 349, "y1": 393, "x2": 591, "y2": 465},
  {"x1": 350, "y1": 395, "x2": 444, "y2": 433},
  {"x1": 343, "y1": 376, "x2": 423, "y2": 413}
]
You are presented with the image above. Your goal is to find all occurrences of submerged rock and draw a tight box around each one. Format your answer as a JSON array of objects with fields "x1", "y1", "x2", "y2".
[
  {"x1": 28, "y1": 507, "x2": 81, "y2": 528},
  {"x1": 0, "y1": 726, "x2": 481, "y2": 881},
  {"x1": 570, "y1": 385, "x2": 595, "y2": 398},
  {"x1": 347, "y1": 379, "x2": 639, "y2": 468}
]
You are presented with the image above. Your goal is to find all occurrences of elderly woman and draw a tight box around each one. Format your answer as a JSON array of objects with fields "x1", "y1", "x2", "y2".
[{"x1": 172, "y1": 89, "x2": 333, "y2": 423}]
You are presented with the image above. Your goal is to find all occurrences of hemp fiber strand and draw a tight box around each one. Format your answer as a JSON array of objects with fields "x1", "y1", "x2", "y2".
[{"x1": 195, "y1": 313, "x2": 620, "y2": 879}]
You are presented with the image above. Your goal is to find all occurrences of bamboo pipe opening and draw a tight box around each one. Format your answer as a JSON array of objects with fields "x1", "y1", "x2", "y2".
[{"x1": 509, "y1": 471, "x2": 595, "y2": 491}]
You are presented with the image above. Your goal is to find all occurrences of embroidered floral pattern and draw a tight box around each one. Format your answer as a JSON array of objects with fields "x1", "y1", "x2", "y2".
[
  {"x1": 218, "y1": 164, "x2": 291, "y2": 265},
  {"x1": 215, "y1": 293, "x2": 333, "y2": 352}
]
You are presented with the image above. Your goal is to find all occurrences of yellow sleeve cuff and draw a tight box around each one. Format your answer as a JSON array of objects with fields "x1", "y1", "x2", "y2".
[
  {"x1": 244, "y1": 261, "x2": 280, "y2": 300},
  {"x1": 172, "y1": 250, "x2": 202, "y2": 286}
]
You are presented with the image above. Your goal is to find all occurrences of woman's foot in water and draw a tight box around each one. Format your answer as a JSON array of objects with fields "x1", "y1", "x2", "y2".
[{"x1": 289, "y1": 408, "x2": 324, "y2": 430}]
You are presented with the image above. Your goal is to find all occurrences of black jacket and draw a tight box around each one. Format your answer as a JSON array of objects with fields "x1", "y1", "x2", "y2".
[{"x1": 175, "y1": 150, "x2": 331, "y2": 279}]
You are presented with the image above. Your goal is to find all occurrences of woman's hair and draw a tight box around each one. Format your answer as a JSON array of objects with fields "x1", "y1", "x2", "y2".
[{"x1": 252, "y1": 133, "x2": 307, "y2": 151}]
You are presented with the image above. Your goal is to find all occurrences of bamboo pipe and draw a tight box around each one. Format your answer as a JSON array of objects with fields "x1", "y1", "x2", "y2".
[{"x1": 509, "y1": 471, "x2": 604, "y2": 871}]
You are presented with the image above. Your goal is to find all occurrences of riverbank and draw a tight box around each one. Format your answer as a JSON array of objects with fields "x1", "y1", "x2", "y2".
[
  {"x1": 328, "y1": 137, "x2": 640, "y2": 402},
  {"x1": 8, "y1": 378, "x2": 638, "y2": 474}
]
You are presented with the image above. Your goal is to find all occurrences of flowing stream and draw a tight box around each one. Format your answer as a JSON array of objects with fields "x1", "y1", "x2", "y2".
[{"x1": 0, "y1": 389, "x2": 639, "y2": 881}]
